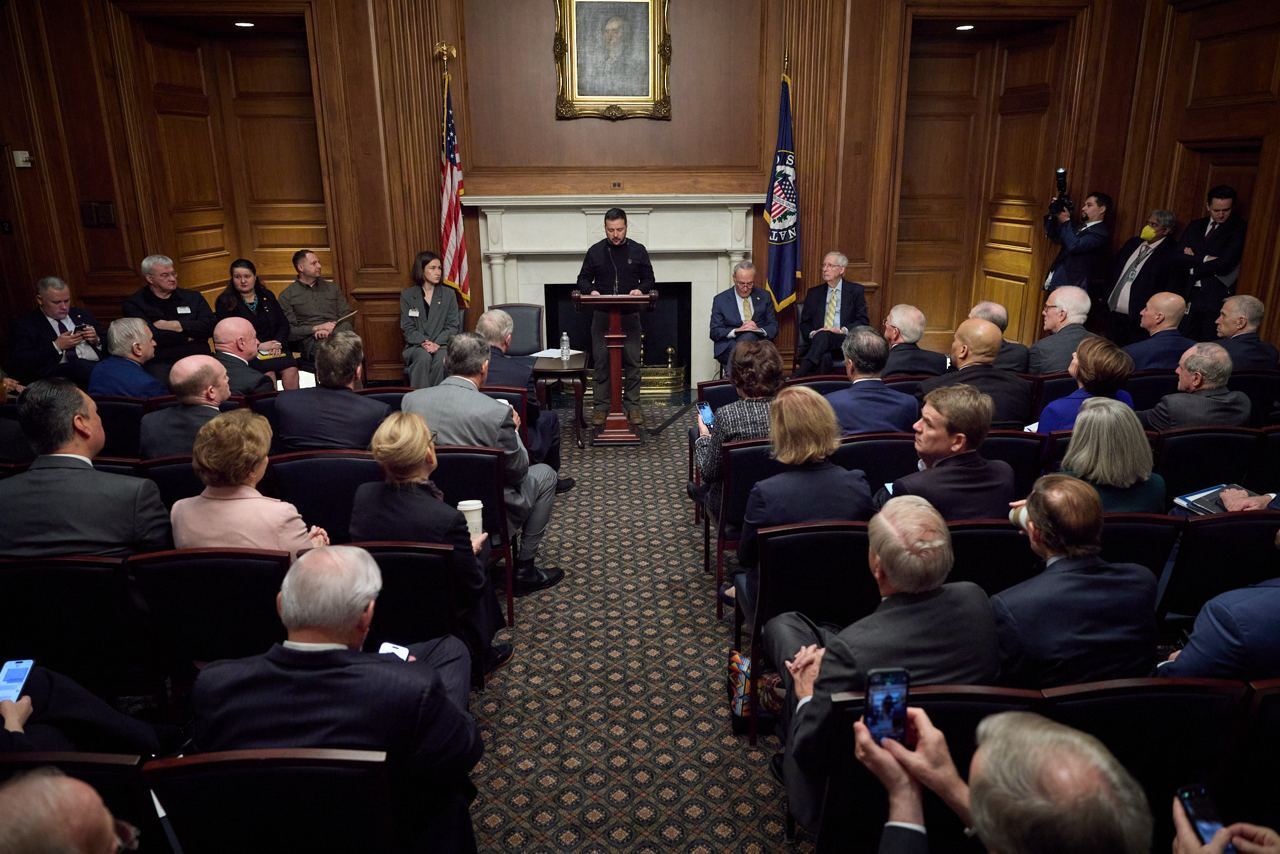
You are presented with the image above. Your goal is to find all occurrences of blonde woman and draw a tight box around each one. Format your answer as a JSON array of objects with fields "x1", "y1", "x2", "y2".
[{"x1": 1061, "y1": 397, "x2": 1165, "y2": 512}]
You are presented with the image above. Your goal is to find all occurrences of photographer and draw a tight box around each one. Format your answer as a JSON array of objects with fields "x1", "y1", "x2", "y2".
[{"x1": 1045, "y1": 185, "x2": 1112, "y2": 293}]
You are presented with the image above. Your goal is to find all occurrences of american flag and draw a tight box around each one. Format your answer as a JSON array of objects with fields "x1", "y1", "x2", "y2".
[
  {"x1": 440, "y1": 74, "x2": 469, "y2": 302},
  {"x1": 770, "y1": 173, "x2": 798, "y2": 221}
]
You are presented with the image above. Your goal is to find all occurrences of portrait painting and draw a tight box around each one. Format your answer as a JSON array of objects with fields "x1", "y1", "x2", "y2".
[{"x1": 555, "y1": 0, "x2": 670, "y2": 120}]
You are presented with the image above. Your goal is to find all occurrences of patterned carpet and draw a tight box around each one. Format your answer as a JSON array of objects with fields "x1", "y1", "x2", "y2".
[{"x1": 468, "y1": 402, "x2": 797, "y2": 852}]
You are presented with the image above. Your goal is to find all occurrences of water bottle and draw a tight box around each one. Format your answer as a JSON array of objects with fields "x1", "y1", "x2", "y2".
[{"x1": 560, "y1": 332, "x2": 570, "y2": 362}]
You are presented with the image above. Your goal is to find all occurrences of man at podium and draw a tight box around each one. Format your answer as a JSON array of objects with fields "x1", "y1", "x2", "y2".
[{"x1": 575, "y1": 207, "x2": 654, "y2": 426}]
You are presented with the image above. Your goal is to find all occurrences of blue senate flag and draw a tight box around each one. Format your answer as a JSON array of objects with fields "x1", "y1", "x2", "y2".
[{"x1": 765, "y1": 74, "x2": 801, "y2": 311}]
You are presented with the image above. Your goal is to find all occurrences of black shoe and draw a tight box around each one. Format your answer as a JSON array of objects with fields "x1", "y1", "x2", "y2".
[
  {"x1": 485, "y1": 642, "x2": 514, "y2": 674},
  {"x1": 513, "y1": 562, "x2": 564, "y2": 596},
  {"x1": 555, "y1": 477, "x2": 576, "y2": 494},
  {"x1": 769, "y1": 752, "x2": 785, "y2": 785}
]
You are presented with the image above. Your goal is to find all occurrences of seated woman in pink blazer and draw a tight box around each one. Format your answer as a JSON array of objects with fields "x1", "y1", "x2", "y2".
[{"x1": 171, "y1": 409, "x2": 328, "y2": 558}]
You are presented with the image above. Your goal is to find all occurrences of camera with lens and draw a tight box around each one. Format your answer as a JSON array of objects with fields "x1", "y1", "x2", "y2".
[{"x1": 1044, "y1": 167, "x2": 1074, "y2": 236}]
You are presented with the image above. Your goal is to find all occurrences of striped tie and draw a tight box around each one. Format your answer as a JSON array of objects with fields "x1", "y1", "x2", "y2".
[{"x1": 824, "y1": 288, "x2": 838, "y2": 328}]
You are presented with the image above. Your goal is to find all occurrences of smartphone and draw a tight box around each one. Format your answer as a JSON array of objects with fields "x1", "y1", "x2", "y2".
[
  {"x1": 0, "y1": 660, "x2": 34, "y2": 703},
  {"x1": 1177, "y1": 784, "x2": 1234, "y2": 851},
  {"x1": 865, "y1": 668, "x2": 909, "y2": 742},
  {"x1": 377, "y1": 642, "x2": 409, "y2": 661},
  {"x1": 696, "y1": 402, "x2": 715, "y2": 427}
]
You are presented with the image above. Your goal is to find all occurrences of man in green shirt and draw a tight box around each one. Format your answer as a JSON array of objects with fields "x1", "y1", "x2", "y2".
[{"x1": 278, "y1": 249, "x2": 355, "y2": 362}]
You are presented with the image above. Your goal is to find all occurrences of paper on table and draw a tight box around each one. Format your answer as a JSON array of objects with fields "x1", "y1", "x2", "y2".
[{"x1": 530, "y1": 348, "x2": 584, "y2": 358}]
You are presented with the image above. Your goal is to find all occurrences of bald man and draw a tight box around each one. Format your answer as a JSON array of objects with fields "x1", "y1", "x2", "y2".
[
  {"x1": 1123, "y1": 292, "x2": 1195, "y2": 371},
  {"x1": 0, "y1": 770, "x2": 129, "y2": 852},
  {"x1": 968, "y1": 301, "x2": 1029, "y2": 371},
  {"x1": 213, "y1": 316, "x2": 275, "y2": 395},
  {"x1": 139, "y1": 354, "x2": 231, "y2": 458},
  {"x1": 917, "y1": 318, "x2": 1034, "y2": 424}
]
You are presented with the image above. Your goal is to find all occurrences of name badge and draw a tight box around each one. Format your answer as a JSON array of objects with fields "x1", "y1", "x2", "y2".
[
  {"x1": 176, "y1": 306, "x2": 191, "y2": 314},
  {"x1": 408, "y1": 308, "x2": 420, "y2": 318}
]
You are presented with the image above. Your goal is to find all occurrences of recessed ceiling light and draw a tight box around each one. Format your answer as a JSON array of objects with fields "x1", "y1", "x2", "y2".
[
  {"x1": 234, "y1": 21, "x2": 255, "y2": 28},
  {"x1": 956, "y1": 24, "x2": 975, "y2": 31}
]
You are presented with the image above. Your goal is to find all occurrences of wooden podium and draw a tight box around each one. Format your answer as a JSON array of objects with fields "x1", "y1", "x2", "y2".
[{"x1": 572, "y1": 291, "x2": 658, "y2": 445}]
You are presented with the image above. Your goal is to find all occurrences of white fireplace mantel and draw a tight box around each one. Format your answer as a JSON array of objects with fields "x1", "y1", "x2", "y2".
[{"x1": 463, "y1": 194, "x2": 760, "y2": 385}]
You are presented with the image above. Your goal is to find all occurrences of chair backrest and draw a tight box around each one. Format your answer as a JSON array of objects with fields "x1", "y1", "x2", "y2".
[
  {"x1": 978, "y1": 430, "x2": 1046, "y2": 497},
  {"x1": 92, "y1": 456, "x2": 139, "y2": 477},
  {"x1": 946, "y1": 519, "x2": 1040, "y2": 596},
  {"x1": 1160, "y1": 510, "x2": 1280, "y2": 617},
  {"x1": 830, "y1": 432, "x2": 919, "y2": 493},
  {"x1": 0, "y1": 462, "x2": 28, "y2": 479},
  {"x1": 718, "y1": 439, "x2": 787, "y2": 531},
  {"x1": 268, "y1": 451, "x2": 382, "y2": 544},
  {"x1": 1125, "y1": 369, "x2": 1180, "y2": 411},
  {"x1": 127, "y1": 549, "x2": 290, "y2": 666},
  {"x1": 91, "y1": 396, "x2": 145, "y2": 458},
  {"x1": 696, "y1": 378, "x2": 739, "y2": 410},
  {"x1": 137, "y1": 456, "x2": 204, "y2": 508},
  {"x1": 353, "y1": 542, "x2": 458, "y2": 650},
  {"x1": 1154, "y1": 426, "x2": 1261, "y2": 504},
  {"x1": 784, "y1": 374, "x2": 850, "y2": 397},
  {"x1": 480, "y1": 385, "x2": 529, "y2": 446},
  {"x1": 881, "y1": 373, "x2": 932, "y2": 399},
  {"x1": 1099, "y1": 512, "x2": 1182, "y2": 577},
  {"x1": 1034, "y1": 371, "x2": 1076, "y2": 414},
  {"x1": 248, "y1": 391, "x2": 282, "y2": 452},
  {"x1": 755, "y1": 521, "x2": 879, "y2": 633},
  {"x1": 1236, "y1": 679, "x2": 1280, "y2": 826},
  {"x1": 144, "y1": 748, "x2": 400, "y2": 853},
  {"x1": 489, "y1": 303, "x2": 545, "y2": 356},
  {"x1": 1254, "y1": 426, "x2": 1280, "y2": 493},
  {"x1": 1227, "y1": 370, "x2": 1280, "y2": 427},
  {"x1": 430, "y1": 446, "x2": 510, "y2": 550},
  {"x1": 355, "y1": 386, "x2": 410, "y2": 412}
]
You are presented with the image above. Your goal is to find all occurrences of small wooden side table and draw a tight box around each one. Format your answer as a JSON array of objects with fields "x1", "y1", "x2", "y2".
[{"x1": 532, "y1": 353, "x2": 588, "y2": 449}]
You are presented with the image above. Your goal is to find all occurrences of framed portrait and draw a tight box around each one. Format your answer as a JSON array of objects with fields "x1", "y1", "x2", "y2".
[{"x1": 555, "y1": 0, "x2": 670, "y2": 119}]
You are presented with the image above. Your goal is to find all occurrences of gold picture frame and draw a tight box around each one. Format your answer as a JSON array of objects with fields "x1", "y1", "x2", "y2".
[{"x1": 555, "y1": 0, "x2": 670, "y2": 120}]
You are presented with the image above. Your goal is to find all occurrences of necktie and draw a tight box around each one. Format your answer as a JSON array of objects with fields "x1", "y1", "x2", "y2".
[
  {"x1": 61, "y1": 318, "x2": 78, "y2": 362},
  {"x1": 741, "y1": 296, "x2": 752, "y2": 323},
  {"x1": 1206, "y1": 221, "x2": 1218, "y2": 239},
  {"x1": 1107, "y1": 243, "x2": 1152, "y2": 312},
  {"x1": 824, "y1": 288, "x2": 838, "y2": 328}
]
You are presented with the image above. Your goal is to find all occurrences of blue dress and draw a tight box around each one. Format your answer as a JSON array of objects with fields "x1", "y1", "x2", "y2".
[{"x1": 1038, "y1": 387, "x2": 1134, "y2": 433}]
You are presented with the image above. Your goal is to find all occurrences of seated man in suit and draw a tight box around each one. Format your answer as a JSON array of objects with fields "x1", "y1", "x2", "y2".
[
  {"x1": 882, "y1": 304, "x2": 947, "y2": 377},
  {"x1": 824, "y1": 326, "x2": 918, "y2": 434},
  {"x1": 0, "y1": 378, "x2": 170, "y2": 556},
  {"x1": 1135, "y1": 341, "x2": 1250, "y2": 429},
  {"x1": 138, "y1": 355, "x2": 230, "y2": 458},
  {"x1": 192, "y1": 546, "x2": 482, "y2": 852},
  {"x1": 275, "y1": 331, "x2": 390, "y2": 450},
  {"x1": 762, "y1": 495, "x2": 1000, "y2": 831},
  {"x1": 708, "y1": 260, "x2": 778, "y2": 377},
  {"x1": 85, "y1": 317, "x2": 168, "y2": 399},
  {"x1": 1029, "y1": 285, "x2": 1094, "y2": 374},
  {"x1": 475, "y1": 308, "x2": 572, "y2": 492},
  {"x1": 968, "y1": 301, "x2": 1029, "y2": 372},
  {"x1": 212, "y1": 317, "x2": 276, "y2": 396},
  {"x1": 993, "y1": 475, "x2": 1156, "y2": 688},
  {"x1": 6, "y1": 276, "x2": 104, "y2": 387},
  {"x1": 1123, "y1": 292, "x2": 1194, "y2": 371},
  {"x1": 1156, "y1": 578, "x2": 1280, "y2": 681},
  {"x1": 918, "y1": 318, "x2": 1033, "y2": 425},
  {"x1": 852, "y1": 709, "x2": 1152, "y2": 854},
  {"x1": 121, "y1": 254, "x2": 214, "y2": 380},
  {"x1": 877, "y1": 384, "x2": 1015, "y2": 519},
  {"x1": 1215, "y1": 294, "x2": 1279, "y2": 371},
  {"x1": 795, "y1": 251, "x2": 869, "y2": 376},
  {"x1": 0, "y1": 666, "x2": 160, "y2": 754},
  {"x1": 1103, "y1": 209, "x2": 1184, "y2": 346},
  {"x1": 403, "y1": 333, "x2": 563, "y2": 596}
]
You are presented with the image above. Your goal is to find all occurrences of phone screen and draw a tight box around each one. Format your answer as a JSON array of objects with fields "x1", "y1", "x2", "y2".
[
  {"x1": 697, "y1": 402, "x2": 715, "y2": 427},
  {"x1": 865, "y1": 668, "x2": 909, "y2": 742},
  {"x1": 0, "y1": 660, "x2": 33, "y2": 703},
  {"x1": 1178, "y1": 785, "x2": 1233, "y2": 851}
]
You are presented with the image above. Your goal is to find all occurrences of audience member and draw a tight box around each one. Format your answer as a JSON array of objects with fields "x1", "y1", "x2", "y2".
[
  {"x1": 0, "y1": 666, "x2": 158, "y2": 753},
  {"x1": 1156, "y1": 578, "x2": 1280, "y2": 681},
  {"x1": 692, "y1": 339, "x2": 784, "y2": 514},
  {"x1": 795, "y1": 251, "x2": 869, "y2": 376},
  {"x1": 1123, "y1": 292, "x2": 1194, "y2": 371},
  {"x1": 0, "y1": 380, "x2": 34, "y2": 464},
  {"x1": 764, "y1": 495, "x2": 999, "y2": 830},
  {"x1": 853, "y1": 708, "x2": 1151, "y2": 854},
  {"x1": 1030, "y1": 285, "x2": 1094, "y2": 374},
  {"x1": 731, "y1": 386, "x2": 873, "y2": 612},
  {"x1": 824, "y1": 326, "x2": 919, "y2": 434},
  {"x1": 138, "y1": 354, "x2": 230, "y2": 458},
  {"x1": 1104, "y1": 209, "x2": 1183, "y2": 345},
  {"x1": 213, "y1": 257, "x2": 300, "y2": 389},
  {"x1": 121, "y1": 254, "x2": 214, "y2": 378},
  {"x1": 0, "y1": 378, "x2": 170, "y2": 556},
  {"x1": 278, "y1": 248, "x2": 354, "y2": 363},
  {"x1": 350, "y1": 411, "x2": 511, "y2": 672},
  {"x1": 709, "y1": 260, "x2": 778, "y2": 376},
  {"x1": 881, "y1": 304, "x2": 947, "y2": 376},
  {"x1": 1135, "y1": 342, "x2": 1250, "y2": 429},
  {"x1": 275, "y1": 331, "x2": 389, "y2": 451},
  {"x1": 919, "y1": 319, "x2": 1033, "y2": 424},
  {"x1": 401, "y1": 250, "x2": 462, "y2": 389},
  {"x1": 212, "y1": 316, "x2": 277, "y2": 396},
  {"x1": 477, "y1": 308, "x2": 570, "y2": 488},
  {"x1": 1216, "y1": 294, "x2": 1279, "y2": 370},
  {"x1": 1045, "y1": 191, "x2": 1111, "y2": 292},
  {"x1": 87, "y1": 317, "x2": 168, "y2": 398},
  {"x1": 403, "y1": 333, "x2": 563, "y2": 595},
  {"x1": 993, "y1": 475, "x2": 1156, "y2": 687},
  {"x1": 1036, "y1": 335, "x2": 1134, "y2": 433},
  {"x1": 0, "y1": 768, "x2": 137, "y2": 853},
  {"x1": 969, "y1": 301, "x2": 1029, "y2": 372},
  {"x1": 1179, "y1": 185, "x2": 1247, "y2": 342},
  {"x1": 6, "y1": 276, "x2": 103, "y2": 386},
  {"x1": 171, "y1": 410, "x2": 328, "y2": 559},
  {"x1": 192, "y1": 546, "x2": 481, "y2": 851},
  {"x1": 1061, "y1": 397, "x2": 1166, "y2": 513},
  {"x1": 1173, "y1": 799, "x2": 1278, "y2": 854}
]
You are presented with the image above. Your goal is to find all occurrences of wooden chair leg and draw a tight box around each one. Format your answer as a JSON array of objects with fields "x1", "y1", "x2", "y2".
[
  {"x1": 703, "y1": 515, "x2": 711, "y2": 573},
  {"x1": 502, "y1": 537, "x2": 515, "y2": 627},
  {"x1": 715, "y1": 540, "x2": 725, "y2": 620}
]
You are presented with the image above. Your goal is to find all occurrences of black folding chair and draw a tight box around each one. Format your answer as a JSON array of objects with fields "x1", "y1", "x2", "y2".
[
  {"x1": 91, "y1": 396, "x2": 146, "y2": 458},
  {"x1": 1033, "y1": 371, "x2": 1076, "y2": 415},
  {"x1": 269, "y1": 450, "x2": 382, "y2": 545},
  {"x1": 1099, "y1": 512, "x2": 1182, "y2": 577},
  {"x1": 830, "y1": 432, "x2": 918, "y2": 494},
  {"x1": 481, "y1": 385, "x2": 530, "y2": 447},
  {"x1": 1159, "y1": 510, "x2": 1280, "y2": 618},
  {"x1": 784, "y1": 374, "x2": 851, "y2": 397},
  {"x1": 696, "y1": 378, "x2": 739, "y2": 411},
  {"x1": 355, "y1": 386, "x2": 410, "y2": 412},
  {"x1": 714, "y1": 439, "x2": 787, "y2": 618},
  {"x1": 1155, "y1": 426, "x2": 1262, "y2": 503},
  {"x1": 947, "y1": 519, "x2": 1040, "y2": 596},
  {"x1": 979, "y1": 430, "x2": 1046, "y2": 497},
  {"x1": 137, "y1": 456, "x2": 204, "y2": 508},
  {"x1": 1227, "y1": 370, "x2": 1280, "y2": 427},
  {"x1": 1125, "y1": 369, "x2": 1180, "y2": 411}
]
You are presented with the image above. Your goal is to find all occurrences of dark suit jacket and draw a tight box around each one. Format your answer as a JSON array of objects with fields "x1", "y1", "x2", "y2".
[
  {"x1": 7, "y1": 308, "x2": 105, "y2": 382},
  {"x1": 709, "y1": 287, "x2": 778, "y2": 360},
  {"x1": 86, "y1": 356, "x2": 168, "y2": 398},
  {"x1": 879, "y1": 826, "x2": 929, "y2": 854},
  {"x1": 215, "y1": 351, "x2": 274, "y2": 396},
  {"x1": 1219, "y1": 332, "x2": 1280, "y2": 371},
  {"x1": 139, "y1": 404, "x2": 219, "y2": 459},
  {"x1": 1178, "y1": 215, "x2": 1247, "y2": 288},
  {"x1": 799, "y1": 281, "x2": 869, "y2": 341},
  {"x1": 879, "y1": 451, "x2": 1016, "y2": 520},
  {"x1": 1107, "y1": 236, "x2": 1185, "y2": 321},
  {"x1": 825, "y1": 380, "x2": 919, "y2": 435},
  {"x1": 1158, "y1": 579, "x2": 1280, "y2": 681},
  {"x1": 994, "y1": 339, "x2": 1030, "y2": 372},
  {"x1": 1047, "y1": 219, "x2": 1110, "y2": 289},
  {"x1": 484, "y1": 346, "x2": 539, "y2": 422},
  {"x1": 1028, "y1": 322, "x2": 1092, "y2": 374},
  {"x1": 992, "y1": 555, "x2": 1157, "y2": 688},
  {"x1": 1136, "y1": 387, "x2": 1251, "y2": 430},
  {"x1": 918, "y1": 364, "x2": 1034, "y2": 425},
  {"x1": 1124, "y1": 329, "x2": 1195, "y2": 372},
  {"x1": 737, "y1": 461, "x2": 874, "y2": 568},
  {"x1": 0, "y1": 456, "x2": 171, "y2": 557},
  {"x1": 883, "y1": 343, "x2": 947, "y2": 377},
  {"x1": 275, "y1": 387, "x2": 390, "y2": 451}
]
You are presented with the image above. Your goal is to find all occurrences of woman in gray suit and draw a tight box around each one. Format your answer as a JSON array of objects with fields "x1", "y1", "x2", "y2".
[{"x1": 401, "y1": 251, "x2": 463, "y2": 388}]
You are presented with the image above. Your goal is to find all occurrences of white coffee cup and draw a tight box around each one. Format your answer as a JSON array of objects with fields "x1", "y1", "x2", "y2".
[{"x1": 458, "y1": 499, "x2": 484, "y2": 537}]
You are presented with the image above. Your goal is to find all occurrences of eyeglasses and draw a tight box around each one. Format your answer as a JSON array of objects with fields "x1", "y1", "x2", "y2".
[{"x1": 1043, "y1": 304, "x2": 1063, "y2": 313}]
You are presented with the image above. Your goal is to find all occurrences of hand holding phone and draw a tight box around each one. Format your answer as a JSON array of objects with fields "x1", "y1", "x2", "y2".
[
  {"x1": 865, "y1": 668, "x2": 910, "y2": 743},
  {"x1": 1176, "y1": 785, "x2": 1236, "y2": 853},
  {"x1": 696, "y1": 402, "x2": 715, "y2": 427},
  {"x1": 0, "y1": 660, "x2": 33, "y2": 704},
  {"x1": 378, "y1": 642, "x2": 410, "y2": 661}
]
